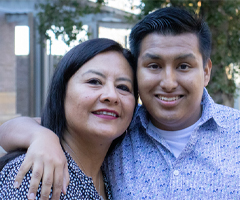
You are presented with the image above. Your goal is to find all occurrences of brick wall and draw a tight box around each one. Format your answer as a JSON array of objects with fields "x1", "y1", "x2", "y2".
[
  {"x1": 16, "y1": 56, "x2": 30, "y2": 116},
  {"x1": 0, "y1": 13, "x2": 20, "y2": 125}
]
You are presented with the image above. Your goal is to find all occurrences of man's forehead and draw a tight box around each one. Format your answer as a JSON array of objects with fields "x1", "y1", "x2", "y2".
[{"x1": 138, "y1": 32, "x2": 200, "y2": 59}]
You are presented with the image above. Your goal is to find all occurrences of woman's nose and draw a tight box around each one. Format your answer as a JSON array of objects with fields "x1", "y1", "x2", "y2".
[{"x1": 99, "y1": 85, "x2": 119, "y2": 104}]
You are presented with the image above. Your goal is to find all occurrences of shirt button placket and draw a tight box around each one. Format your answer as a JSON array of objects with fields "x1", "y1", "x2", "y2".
[
  {"x1": 173, "y1": 170, "x2": 180, "y2": 176},
  {"x1": 170, "y1": 169, "x2": 181, "y2": 198}
]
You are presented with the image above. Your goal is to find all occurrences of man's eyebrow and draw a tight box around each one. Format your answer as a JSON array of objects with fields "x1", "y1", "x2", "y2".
[
  {"x1": 116, "y1": 77, "x2": 133, "y2": 84},
  {"x1": 141, "y1": 53, "x2": 197, "y2": 60},
  {"x1": 175, "y1": 53, "x2": 196, "y2": 60},
  {"x1": 82, "y1": 70, "x2": 106, "y2": 78},
  {"x1": 141, "y1": 53, "x2": 162, "y2": 60}
]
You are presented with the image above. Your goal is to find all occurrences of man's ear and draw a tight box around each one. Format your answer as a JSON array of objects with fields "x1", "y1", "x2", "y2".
[{"x1": 204, "y1": 59, "x2": 212, "y2": 87}]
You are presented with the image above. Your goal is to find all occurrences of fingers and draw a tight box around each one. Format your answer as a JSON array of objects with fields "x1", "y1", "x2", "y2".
[
  {"x1": 14, "y1": 130, "x2": 69, "y2": 200},
  {"x1": 51, "y1": 160, "x2": 70, "y2": 199},
  {"x1": 27, "y1": 161, "x2": 44, "y2": 200},
  {"x1": 49, "y1": 164, "x2": 63, "y2": 200},
  {"x1": 40, "y1": 159, "x2": 69, "y2": 200},
  {"x1": 62, "y1": 162, "x2": 70, "y2": 194},
  {"x1": 38, "y1": 162, "x2": 54, "y2": 200},
  {"x1": 14, "y1": 156, "x2": 33, "y2": 189},
  {"x1": 14, "y1": 156, "x2": 69, "y2": 200}
]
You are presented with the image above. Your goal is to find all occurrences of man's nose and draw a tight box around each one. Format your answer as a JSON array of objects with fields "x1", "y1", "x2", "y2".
[{"x1": 159, "y1": 67, "x2": 178, "y2": 92}]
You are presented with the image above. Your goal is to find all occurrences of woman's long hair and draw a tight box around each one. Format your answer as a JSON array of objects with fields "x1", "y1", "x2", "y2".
[{"x1": 0, "y1": 38, "x2": 138, "y2": 170}]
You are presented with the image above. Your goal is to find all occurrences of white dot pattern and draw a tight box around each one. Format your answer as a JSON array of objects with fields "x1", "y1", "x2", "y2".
[{"x1": 0, "y1": 152, "x2": 112, "y2": 200}]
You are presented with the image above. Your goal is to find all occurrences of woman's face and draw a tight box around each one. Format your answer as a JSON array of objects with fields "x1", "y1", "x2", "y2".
[{"x1": 64, "y1": 51, "x2": 135, "y2": 145}]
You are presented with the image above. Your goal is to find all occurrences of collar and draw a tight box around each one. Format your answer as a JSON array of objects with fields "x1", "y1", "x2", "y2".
[
  {"x1": 201, "y1": 88, "x2": 232, "y2": 128},
  {"x1": 129, "y1": 104, "x2": 149, "y2": 131}
]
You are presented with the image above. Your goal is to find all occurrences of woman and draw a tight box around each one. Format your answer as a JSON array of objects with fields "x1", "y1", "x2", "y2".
[{"x1": 0, "y1": 38, "x2": 138, "y2": 199}]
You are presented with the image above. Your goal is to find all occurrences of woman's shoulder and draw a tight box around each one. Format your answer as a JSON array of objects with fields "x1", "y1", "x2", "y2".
[
  {"x1": 0, "y1": 153, "x2": 33, "y2": 199},
  {"x1": 1, "y1": 152, "x2": 26, "y2": 176}
]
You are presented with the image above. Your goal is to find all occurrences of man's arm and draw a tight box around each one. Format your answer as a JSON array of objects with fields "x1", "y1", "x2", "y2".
[
  {"x1": 0, "y1": 117, "x2": 69, "y2": 200},
  {"x1": 0, "y1": 117, "x2": 40, "y2": 151}
]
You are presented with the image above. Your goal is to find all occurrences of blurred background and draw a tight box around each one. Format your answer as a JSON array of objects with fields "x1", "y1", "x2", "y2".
[{"x1": 0, "y1": 0, "x2": 239, "y2": 126}]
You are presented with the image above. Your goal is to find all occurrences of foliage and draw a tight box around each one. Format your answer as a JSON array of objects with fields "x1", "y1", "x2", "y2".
[
  {"x1": 137, "y1": 0, "x2": 240, "y2": 106},
  {"x1": 36, "y1": 0, "x2": 240, "y2": 105},
  {"x1": 36, "y1": 0, "x2": 104, "y2": 46}
]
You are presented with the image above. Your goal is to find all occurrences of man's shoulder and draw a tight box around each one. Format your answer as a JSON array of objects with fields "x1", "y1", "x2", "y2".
[
  {"x1": 202, "y1": 89, "x2": 240, "y2": 125},
  {"x1": 214, "y1": 103, "x2": 240, "y2": 116},
  {"x1": 211, "y1": 102, "x2": 240, "y2": 128}
]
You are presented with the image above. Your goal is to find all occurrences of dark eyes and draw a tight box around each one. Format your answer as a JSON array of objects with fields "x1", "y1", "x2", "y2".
[
  {"x1": 148, "y1": 64, "x2": 160, "y2": 69},
  {"x1": 117, "y1": 85, "x2": 131, "y2": 92},
  {"x1": 147, "y1": 63, "x2": 190, "y2": 70},
  {"x1": 87, "y1": 79, "x2": 131, "y2": 92},
  {"x1": 87, "y1": 79, "x2": 102, "y2": 85},
  {"x1": 178, "y1": 64, "x2": 190, "y2": 70}
]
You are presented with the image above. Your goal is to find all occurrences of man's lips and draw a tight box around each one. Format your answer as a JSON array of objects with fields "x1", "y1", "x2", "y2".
[{"x1": 155, "y1": 95, "x2": 184, "y2": 102}]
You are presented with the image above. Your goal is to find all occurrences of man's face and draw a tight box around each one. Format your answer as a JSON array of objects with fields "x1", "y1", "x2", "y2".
[{"x1": 137, "y1": 33, "x2": 212, "y2": 131}]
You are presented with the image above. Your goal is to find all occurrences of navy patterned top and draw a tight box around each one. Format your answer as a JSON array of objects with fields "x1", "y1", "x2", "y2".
[
  {"x1": 0, "y1": 151, "x2": 112, "y2": 200},
  {"x1": 104, "y1": 88, "x2": 240, "y2": 199}
]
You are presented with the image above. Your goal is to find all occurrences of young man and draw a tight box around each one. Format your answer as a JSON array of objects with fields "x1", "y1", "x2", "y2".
[
  {"x1": 103, "y1": 7, "x2": 240, "y2": 199},
  {"x1": 0, "y1": 7, "x2": 240, "y2": 200}
]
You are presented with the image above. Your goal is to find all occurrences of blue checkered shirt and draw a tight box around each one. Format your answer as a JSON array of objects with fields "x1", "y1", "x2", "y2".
[{"x1": 104, "y1": 88, "x2": 240, "y2": 199}]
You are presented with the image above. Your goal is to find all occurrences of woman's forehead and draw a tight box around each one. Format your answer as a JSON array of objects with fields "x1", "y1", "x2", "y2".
[{"x1": 72, "y1": 51, "x2": 134, "y2": 80}]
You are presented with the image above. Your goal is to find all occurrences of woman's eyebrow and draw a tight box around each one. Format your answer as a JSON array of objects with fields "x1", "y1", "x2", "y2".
[
  {"x1": 82, "y1": 70, "x2": 106, "y2": 78},
  {"x1": 83, "y1": 70, "x2": 133, "y2": 84}
]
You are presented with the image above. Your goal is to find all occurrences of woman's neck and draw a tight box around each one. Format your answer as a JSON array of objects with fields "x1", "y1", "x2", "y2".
[
  {"x1": 61, "y1": 134, "x2": 109, "y2": 199},
  {"x1": 62, "y1": 137, "x2": 109, "y2": 175}
]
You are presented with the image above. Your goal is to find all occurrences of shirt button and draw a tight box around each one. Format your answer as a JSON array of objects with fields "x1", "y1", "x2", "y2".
[{"x1": 173, "y1": 170, "x2": 180, "y2": 176}]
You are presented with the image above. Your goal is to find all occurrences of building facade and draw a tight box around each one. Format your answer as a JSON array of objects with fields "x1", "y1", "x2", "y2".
[{"x1": 0, "y1": 0, "x2": 136, "y2": 125}]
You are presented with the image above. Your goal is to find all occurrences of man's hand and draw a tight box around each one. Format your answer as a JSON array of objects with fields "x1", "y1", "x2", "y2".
[{"x1": 13, "y1": 130, "x2": 69, "y2": 200}]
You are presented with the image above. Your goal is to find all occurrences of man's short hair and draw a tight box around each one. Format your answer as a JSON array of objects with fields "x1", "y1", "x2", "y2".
[{"x1": 130, "y1": 7, "x2": 212, "y2": 67}]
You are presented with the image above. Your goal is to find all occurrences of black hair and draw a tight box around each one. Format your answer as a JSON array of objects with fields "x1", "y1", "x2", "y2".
[
  {"x1": 0, "y1": 38, "x2": 138, "y2": 170},
  {"x1": 130, "y1": 7, "x2": 212, "y2": 67}
]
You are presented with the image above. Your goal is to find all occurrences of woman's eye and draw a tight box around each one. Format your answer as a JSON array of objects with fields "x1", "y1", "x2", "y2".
[
  {"x1": 87, "y1": 79, "x2": 102, "y2": 85},
  {"x1": 178, "y1": 64, "x2": 190, "y2": 70},
  {"x1": 117, "y1": 85, "x2": 131, "y2": 92}
]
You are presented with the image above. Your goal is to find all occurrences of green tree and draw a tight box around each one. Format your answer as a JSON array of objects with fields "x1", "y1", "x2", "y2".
[
  {"x1": 137, "y1": 0, "x2": 240, "y2": 107},
  {"x1": 36, "y1": 0, "x2": 104, "y2": 46}
]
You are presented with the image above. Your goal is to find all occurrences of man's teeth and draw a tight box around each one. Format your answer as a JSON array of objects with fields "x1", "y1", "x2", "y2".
[
  {"x1": 159, "y1": 96, "x2": 180, "y2": 101},
  {"x1": 95, "y1": 111, "x2": 117, "y2": 117}
]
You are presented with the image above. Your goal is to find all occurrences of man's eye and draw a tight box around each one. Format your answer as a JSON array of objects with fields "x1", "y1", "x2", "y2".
[
  {"x1": 117, "y1": 85, "x2": 131, "y2": 92},
  {"x1": 87, "y1": 79, "x2": 102, "y2": 85},
  {"x1": 148, "y1": 64, "x2": 159, "y2": 69},
  {"x1": 178, "y1": 64, "x2": 189, "y2": 70}
]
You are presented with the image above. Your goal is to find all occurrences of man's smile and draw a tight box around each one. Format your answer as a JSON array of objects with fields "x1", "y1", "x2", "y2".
[{"x1": 156, "y1": 95, "x2": 183, "y2": 102}]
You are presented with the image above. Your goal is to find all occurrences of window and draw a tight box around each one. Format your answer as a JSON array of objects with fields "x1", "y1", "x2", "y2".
[{"x1": 15, "y1": 26, "x2": 29, "y2": 55}]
